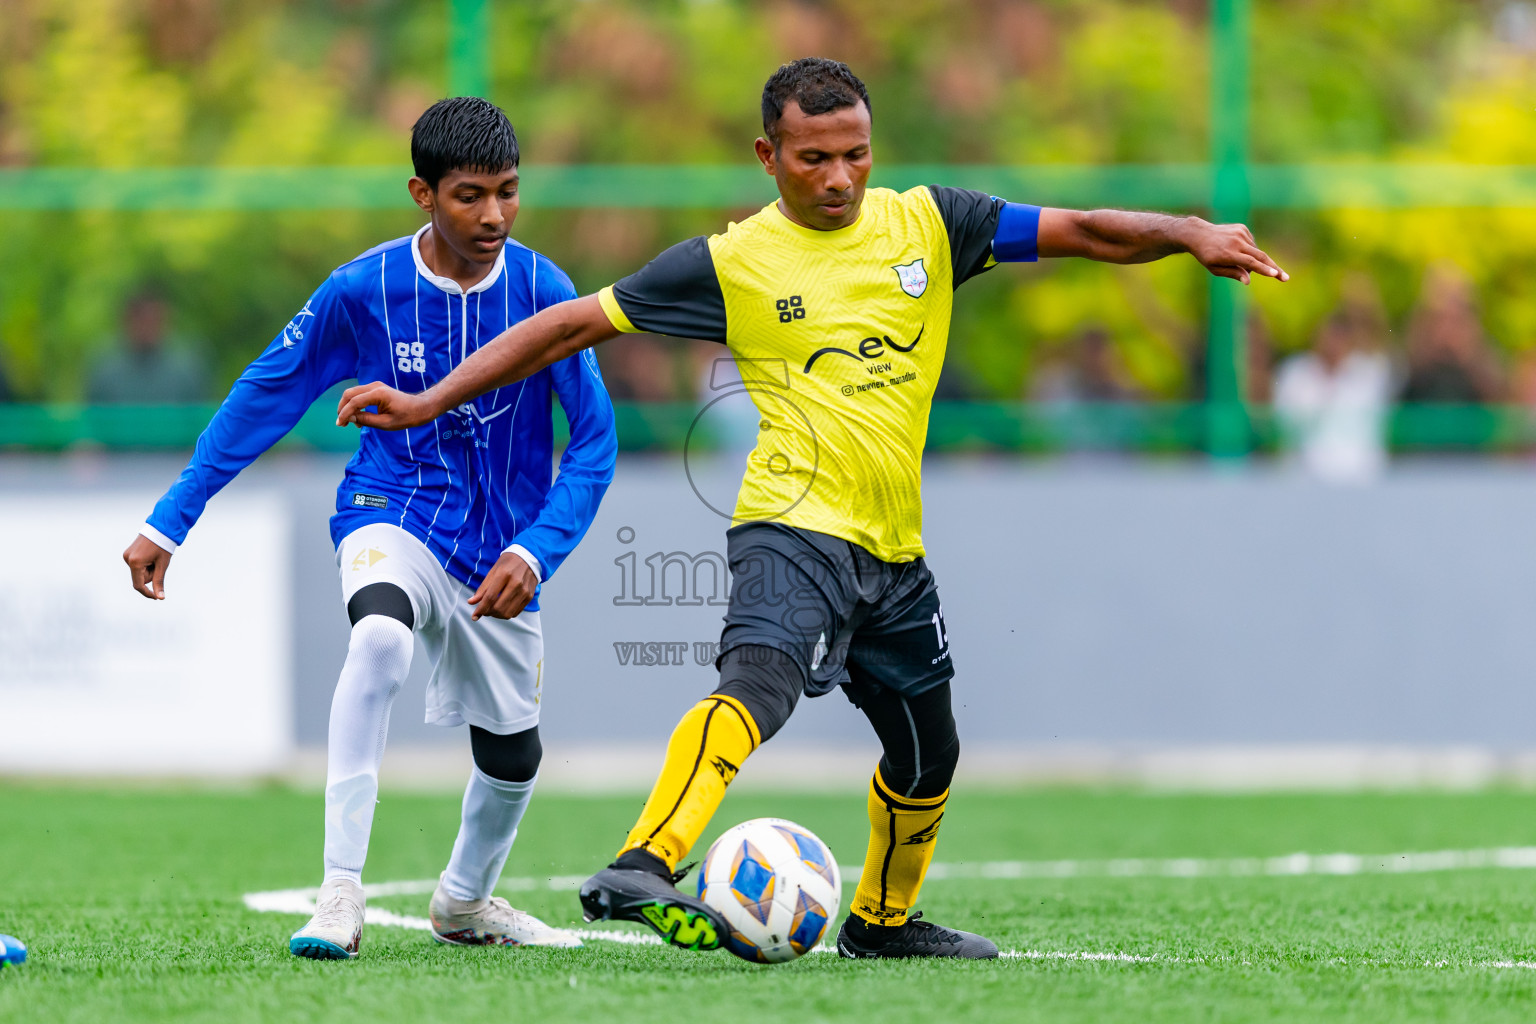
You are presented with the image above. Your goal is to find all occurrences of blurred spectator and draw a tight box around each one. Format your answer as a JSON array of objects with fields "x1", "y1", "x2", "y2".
[
  {"x1": 598, "y1": 335, "x2": 678, "y2": 401},
  {"x1": 1508, "y1": 351, "x2": 1536, "y2": 457},
  {"x1": 87, "y1": 289, "x2": 208, "y2": 404},
  {"x1": 1245, "y1": 311, "x2": 1274, "y2": 404},
  {"x1": 1510, "y1": 350, "x2": 1536, "y2": 407},
  {"x1": 1399, "y1": 265, "x2": 1502, "y2": 404},
  {"x1": 1029, "y1": 326, "x2": 1143, "y2": 403},
  {"x1": 1185, "y1": 311, "x2": 1274, "y2": 404},
  {"x1": 1273, "y1": 308, "x2": 1392, "y2": 483}
]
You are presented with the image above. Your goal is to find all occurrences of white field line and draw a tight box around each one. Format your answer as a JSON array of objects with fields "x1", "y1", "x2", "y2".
[
  {"x1": 242, "y1": 845, "x2": 1536, "y2": 968},
  {"x1": 924, "y1": 845, "x2": 1536, "y2": 880},
  {"x1": 244, "y1": 844, "x2": 1536, "y2": 911},
  {"x1": 1000, "y1": 950, "x2": 1536, "y2": 970},
  {"x1": 242, "y1": 885, "x2": 657, "y2": 947}
]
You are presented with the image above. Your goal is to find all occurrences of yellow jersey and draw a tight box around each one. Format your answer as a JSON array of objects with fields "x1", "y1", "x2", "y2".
[{"x1": 597, "y1": 185, "x2": 1033, "y2": 563}]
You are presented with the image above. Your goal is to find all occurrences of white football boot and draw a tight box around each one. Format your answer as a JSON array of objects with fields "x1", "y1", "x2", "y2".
[
  {"x1": 429, "y1": 874, "x2": 583, "y2": 948},
  {"x1": 289, "y1": 876, "x2": 365, "y2": 960}
]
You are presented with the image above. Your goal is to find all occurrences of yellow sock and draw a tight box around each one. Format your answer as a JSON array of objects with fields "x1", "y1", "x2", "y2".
[
  {"x1": 618, "y1": 695, "x2": 761, "y2": 868},
  {"x1": 850, "y1": 765, "x2": 948, "y2": 927}
]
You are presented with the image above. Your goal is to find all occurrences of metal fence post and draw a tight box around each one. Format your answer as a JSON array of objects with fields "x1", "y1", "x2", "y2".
[
  {"x1": 448, "y1": 0, "x2": 490, "y2": 98},
  {"x1": 1208, "y1": 0, "x2": 1251, "y2": 458}
]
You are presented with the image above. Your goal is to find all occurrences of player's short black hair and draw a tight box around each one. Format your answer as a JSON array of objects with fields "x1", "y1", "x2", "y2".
[
  {"x1": 761, "y1": 57, "x2": 872, "y2": 149},
  {"x1": 411, "y1": 97, "x2": 519, "y2": 188}
]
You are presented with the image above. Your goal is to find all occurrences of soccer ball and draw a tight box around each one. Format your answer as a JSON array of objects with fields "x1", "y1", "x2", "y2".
[
  {"x1": 697, "y1": 817, "x2": 841, "y2": 963},
  {"x1": 0, "y1": 935, "x2": 25, "y2": 968}
]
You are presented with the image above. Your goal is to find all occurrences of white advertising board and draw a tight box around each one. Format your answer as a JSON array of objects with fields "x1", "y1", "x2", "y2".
[{"x1": 0, "y1": 493, "x2": 292, "y2": 774}]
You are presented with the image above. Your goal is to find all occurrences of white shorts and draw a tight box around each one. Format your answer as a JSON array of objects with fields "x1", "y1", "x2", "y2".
[{"x1": 337, "y1": 523, "x2": 543, "y2": 734}]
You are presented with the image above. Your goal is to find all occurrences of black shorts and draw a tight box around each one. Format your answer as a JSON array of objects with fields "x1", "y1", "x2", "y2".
[{"x1": 717, "y1": 522, "x2": 954, "y2": 698}]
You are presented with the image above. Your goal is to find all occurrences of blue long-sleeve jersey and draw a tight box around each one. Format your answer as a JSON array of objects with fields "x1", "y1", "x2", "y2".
[{"x1": 145, "y1": 227, "x2": 618, "y2": 611}]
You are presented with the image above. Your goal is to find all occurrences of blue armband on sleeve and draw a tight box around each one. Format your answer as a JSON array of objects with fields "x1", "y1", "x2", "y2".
[{"x1": 992, "y1": 202, "x2": 1042, "y2": 263}]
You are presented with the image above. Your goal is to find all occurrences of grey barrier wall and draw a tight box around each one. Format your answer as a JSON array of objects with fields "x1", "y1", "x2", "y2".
[{"x1": 7, "y1": 451, "x2": 1536, "y2": 754}]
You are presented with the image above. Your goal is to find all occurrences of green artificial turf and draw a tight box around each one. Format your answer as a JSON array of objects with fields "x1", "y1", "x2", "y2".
[{"x1": 6, "y1": 784, "x2": 1536, "y2": 1022}]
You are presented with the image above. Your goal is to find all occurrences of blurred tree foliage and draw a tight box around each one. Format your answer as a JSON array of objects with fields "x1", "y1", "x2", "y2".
[{"x1": 1, "y1": 0, "x2": 1534, "y2": 400}]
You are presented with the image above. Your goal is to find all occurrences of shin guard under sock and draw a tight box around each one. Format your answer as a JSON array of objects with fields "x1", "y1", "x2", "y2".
[
  {"x1": 850, "y1": 765, "x2": 948, "y2": 927},
  {"x1": 618, "y1": 695, "x2": 760, "y2": 868}
]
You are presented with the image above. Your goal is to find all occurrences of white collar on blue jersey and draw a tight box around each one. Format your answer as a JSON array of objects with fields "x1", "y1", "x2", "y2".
[{"x1": 410, "y1": 223, "x2": 506, "y2": 296}]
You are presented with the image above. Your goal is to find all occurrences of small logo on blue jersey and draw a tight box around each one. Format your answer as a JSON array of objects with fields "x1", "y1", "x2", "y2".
[
  {"x1": 582, "y1": 348, "x2": 603, "y2": 380},
  {"x1": 351, "y1": 493, "x2": 389, "y2": 510},
  {"x1": 395, "y1": 341, "x2": 426, "y2": 373},
  {"x1": 283, "y1": 301, "x2": 316, "y2": 349}
]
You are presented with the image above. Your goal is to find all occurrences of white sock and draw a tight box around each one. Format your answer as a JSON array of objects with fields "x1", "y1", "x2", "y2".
[
  {"x1": 441, "y1": 767, "x2": 538, "y2": 902},
  {"x1": 322, "y1": 614, "x2": 414, "y2": 884}
]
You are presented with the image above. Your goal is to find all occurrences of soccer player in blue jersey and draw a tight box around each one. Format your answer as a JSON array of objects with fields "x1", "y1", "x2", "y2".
[{"x1": 120, "y1": 98, "x2": 617, "y2": 959}]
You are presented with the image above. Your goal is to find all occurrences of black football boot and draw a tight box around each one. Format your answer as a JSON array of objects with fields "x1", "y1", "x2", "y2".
[
  {"x1": 835, "y1": 911, "x2": 999, "y2": 960},
  {"x1": 578, "y1": 849, "x2": 729, "y2": 952}
]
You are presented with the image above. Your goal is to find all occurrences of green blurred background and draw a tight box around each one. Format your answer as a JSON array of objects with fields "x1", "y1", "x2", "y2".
[{"x1": 4, "y1": 0, "x2": 1536, "y2": 452}]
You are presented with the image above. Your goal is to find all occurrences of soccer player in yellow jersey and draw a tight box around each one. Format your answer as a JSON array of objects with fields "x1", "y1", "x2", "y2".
[{"x1": 339, "y1": 57, "x2": 1288, "y2": 960}]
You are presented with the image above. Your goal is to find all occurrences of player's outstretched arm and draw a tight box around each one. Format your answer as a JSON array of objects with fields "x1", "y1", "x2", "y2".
[
  {"x1": 123, "y1": 273, "x2": 361, "y2": 601},
  {"x1": 1037, "y1": 208, "x2": 1289, "y2": 285},
  {"x1": 336, "y1": 294, "x2": 619, "y2": 430}
]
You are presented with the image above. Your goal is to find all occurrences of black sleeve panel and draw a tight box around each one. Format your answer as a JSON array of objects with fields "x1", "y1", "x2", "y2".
[
  {"x1": 610, "y1": 236, "x2": 728, "y2": 343},
  {"x1": 927, "y1": 185, "x2": 1005, "y2": 288}
]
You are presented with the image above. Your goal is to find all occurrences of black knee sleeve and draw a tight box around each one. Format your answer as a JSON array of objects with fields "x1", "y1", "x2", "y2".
[
  {"x1": 469, "y1": 724, "x2": 542, "y2": 783},
  {"x1": 848, "y1": 680, "x2": 959, "y2": 801},
  {"x1": 347, "y1": 582, "x2": 414, "y2": 630},
  {"x1": 713, "y1": 644, "x2": 804, "y2": 743},
  {"x1": 877, "y1": 725, "x2": 958, "y2": 801}
]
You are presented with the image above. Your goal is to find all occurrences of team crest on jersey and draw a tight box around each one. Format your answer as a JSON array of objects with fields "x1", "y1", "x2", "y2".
[{"x1": 892, "y1": 258, "x2": 928, "y2": 298}]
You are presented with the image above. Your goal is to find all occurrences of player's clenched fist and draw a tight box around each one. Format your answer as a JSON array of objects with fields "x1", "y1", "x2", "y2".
[
  {"x1": 468, "y1": 550, "x2": 539, "y2": 620},
  {"x1": 123, "y1": 534, "x2": 172, "y2": 600},
  {"x1": 335, "y1": 381, "x2": 438, "y2": 430}
]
